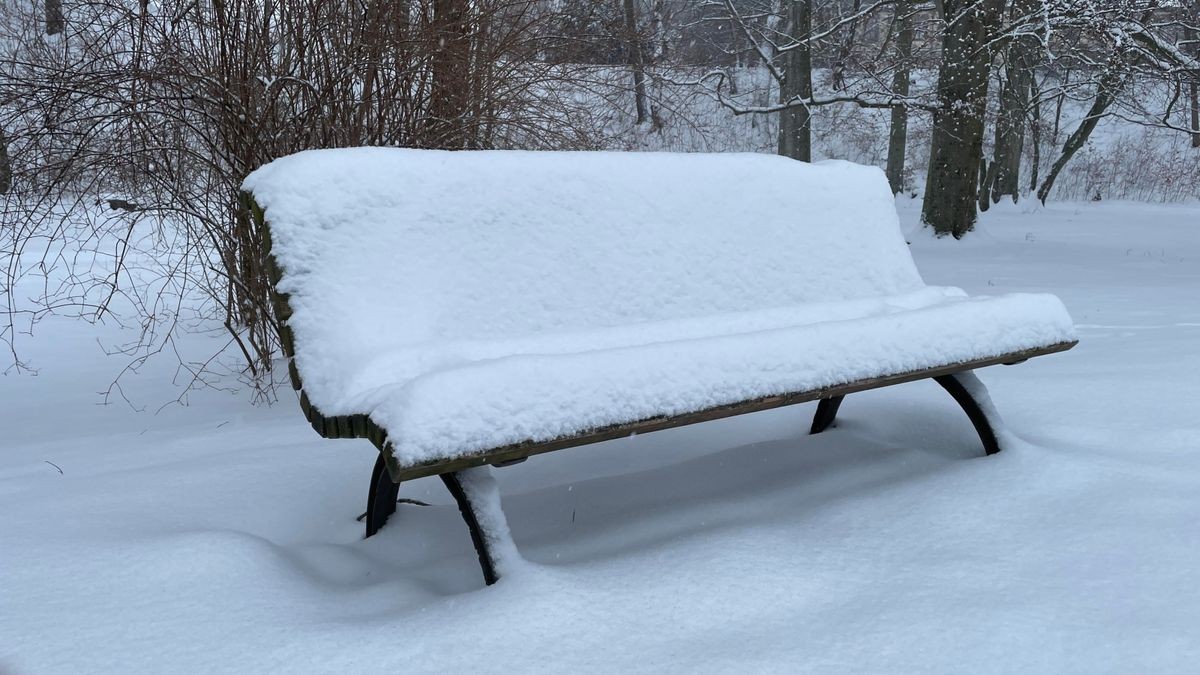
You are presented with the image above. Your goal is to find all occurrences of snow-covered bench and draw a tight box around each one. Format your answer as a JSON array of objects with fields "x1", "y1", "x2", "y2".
[{"x1": 243, "y1": 149, "x2": 1077, "y2": 585}]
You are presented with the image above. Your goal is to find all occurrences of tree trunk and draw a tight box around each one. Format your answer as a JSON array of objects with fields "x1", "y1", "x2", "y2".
[
  {"x1": 1052, "y1": 73, "x2": 1066, "y2": 145},
  {"x1": 652, "y1": 0, "x2": 668, "y2": 61},
  {"x1": 0, "y1": 127, "x2": 11, "y2": 195},
  {"x1": 1029, "y1": 75, "x2": 1041, "y2": 191},
  {"x1": 920, "y1": 0, "x2": 1005, "y2": 238},
  {"x1": 977, "y1": 157, "x2": 992, "y2": 212},
  {"x1": 990, "y1": 0, "x2": 1037, "y2": 203},
  {"x1": 1189, "y1": 22, "x2": 1199, "y2": 148},
  {"x1": 1191, "y1": 81, "x2": 1199, "y2": 148},
  {"x1": 426, "y1": 0, "x2": 471, "y2": 148},
  {"x1": 468, "y1": 4, "x2": 493, "y2": 148},
  {"x1": 352, "y1": 0, "x2": 386, "y2": 146},
  {"x1": 623, "y1": 0, "x2": 649, "y2": 124},
  {"x1": 1037, "y1": 65, "x2": 1125, "y2": 203},
  {"x1": 831, "y1": 0, "x2": 862, "y2": 90},
  {"x1": 45, "y1": 0, "x2": 63, "y2": 35},
  {"x1": 777, "y1": 0, "x2": 813, "y2": 162},
  {"x1": 885, "y1": 0, "x2": 913, "y2": 193}
]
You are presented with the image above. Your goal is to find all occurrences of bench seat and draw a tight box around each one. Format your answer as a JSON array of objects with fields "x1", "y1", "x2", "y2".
[{"x1": 347, "y1": 288, "x2": 1071, "y2": 467}]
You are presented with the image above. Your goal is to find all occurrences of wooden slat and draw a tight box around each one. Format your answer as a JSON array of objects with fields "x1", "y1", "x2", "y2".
[
  {"x1": 387, "y1": 340, "x2": 1077, "y2": 482},
  {"x1": 271, "y1": 291, "x2": 293, "y2": 322},
  {"x1": 325, "y1": 415, "x2": 342, "y2": 439},
  {"x1": 277, "y1": 322, "x2": 295, "y2": 360},
  {"x1": 298, "y1": 390, "x2": 314, "y2": 422},
  {"x1": 247, "y1": 191, "x2": 305, "y2": 395},
  {"x1": 351, "y1": 414, "x2": 368, "y2": 437},
  {"x1": 287, "y1": 359, "x2": 302, "y2": 391}
]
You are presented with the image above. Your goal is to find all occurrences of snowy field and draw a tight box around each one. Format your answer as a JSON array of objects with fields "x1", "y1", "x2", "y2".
[{"x1": 2, "y1": 198, "x2": 1199, "y2": 673}]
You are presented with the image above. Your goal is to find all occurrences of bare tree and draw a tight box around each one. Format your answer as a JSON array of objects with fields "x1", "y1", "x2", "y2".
[
  {"x1": 1037, "y1": 58, "x2": 1128, "y2": 204},
  {"x1": 44, "y1": 0, "x2": 62, "y2": 35},
  {"x1": 830, "y1": 0, "x2": 862, "y2": 90},
  {"x1": 778, "y1": 0, "x2": 814, "y2": 160},
  {"x1": 623, "y1": 0, "x2": 651, "y2": 123},
  {"x1": 920, "y1": 0, "x2": 1006, "y2": 238},
  {"x1": 0, "y1": 127, "x2": 9, "y2": 194},
  {"x1": 428, "y1": 0, "x2": 472, "y2": 147},
  {"x1": 885, "y1": 0, "x2": 914, "y2": 193},
  {"x1": 1188, "y1": 9, "x2": 1200, "y2": 147},
  {"x1": 1191, "y1": 79, "x2": 1199, "y2": 147},
  {"x1": 1036, "y1": 6, "x2": 1200, "y2": 202},
  {"x1": 0, "y1": 0, "x2": 620, "y2": 387},
  {"x1": 989, "y1": 0, "x2": 1040, "y2": 203}
]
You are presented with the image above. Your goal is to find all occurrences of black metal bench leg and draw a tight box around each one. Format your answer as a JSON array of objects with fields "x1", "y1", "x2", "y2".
[
  {"x1": 365, "y1": 453, "x2": 400, "y2": 538},
  {"x1": 933, "y1": 372, "x2": 1003, "y2": 456},
  {"x1": 810, "y1": 372, "x2": 1002, "y2": 456},
  {"x1": 441, "y1": 467, "x2": 519, "y2": 586},
  {"x1": 810, "y1": 395, "x2": 845, "y2": 435}
]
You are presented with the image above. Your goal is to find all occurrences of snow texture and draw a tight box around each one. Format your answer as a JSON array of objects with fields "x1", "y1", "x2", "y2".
[{"x1": 243, "y1": 149, "x2": 1075, "y2": 464}]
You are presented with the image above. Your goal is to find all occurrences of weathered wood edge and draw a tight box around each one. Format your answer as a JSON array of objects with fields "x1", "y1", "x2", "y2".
[
  {"x1": 244, "y1": 186, "x2": 1075, "y2": 485},
  {"x1": 241, "y1": 190, "x2": 401, "y2": 479},
  {"x1": 393, "y1": 339, "x2": 1077, "y2": 482}
]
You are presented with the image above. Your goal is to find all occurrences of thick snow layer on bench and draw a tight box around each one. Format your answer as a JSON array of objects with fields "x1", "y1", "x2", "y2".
[
  {"x1": 374, "y1": 291, "x2": 1073, "y2": 463},
  {"x1": 244, "y1": 149, "x2": 1075, "y2": 465}
]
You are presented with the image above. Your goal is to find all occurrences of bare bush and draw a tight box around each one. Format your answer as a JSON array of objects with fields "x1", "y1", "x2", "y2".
[{"x1": 1, "y1": 0, "x2": 614, "y2": 394}]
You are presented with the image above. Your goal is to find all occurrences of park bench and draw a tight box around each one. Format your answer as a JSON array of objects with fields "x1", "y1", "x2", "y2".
[{"x1": 242, "y1": 148, "x2": 1077, "y2": 585}]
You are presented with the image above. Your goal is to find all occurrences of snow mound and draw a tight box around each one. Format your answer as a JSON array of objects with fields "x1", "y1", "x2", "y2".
[{"x1": 243, "y1": 149, "x2": 1075, "y2": 465}]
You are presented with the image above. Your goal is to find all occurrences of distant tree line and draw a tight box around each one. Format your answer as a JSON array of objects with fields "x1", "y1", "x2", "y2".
[{"x1": 688, "y1": 0, "x2": 1200, "y2": 236}]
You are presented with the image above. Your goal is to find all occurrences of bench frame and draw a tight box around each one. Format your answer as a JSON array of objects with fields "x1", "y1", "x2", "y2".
[{"x1": 244, "y1": 192, "x2": 1076, "y2": 586}]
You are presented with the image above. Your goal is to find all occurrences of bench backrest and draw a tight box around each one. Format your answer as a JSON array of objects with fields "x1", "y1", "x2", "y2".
[{"x1": 245, "y1": 149, "x2": 923, "y2": 359}]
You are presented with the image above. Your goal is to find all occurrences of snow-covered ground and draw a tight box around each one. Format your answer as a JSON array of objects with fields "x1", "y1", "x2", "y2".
[{"x1": 2, "y1": 199, "x2": 1198, "y2": 673}]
